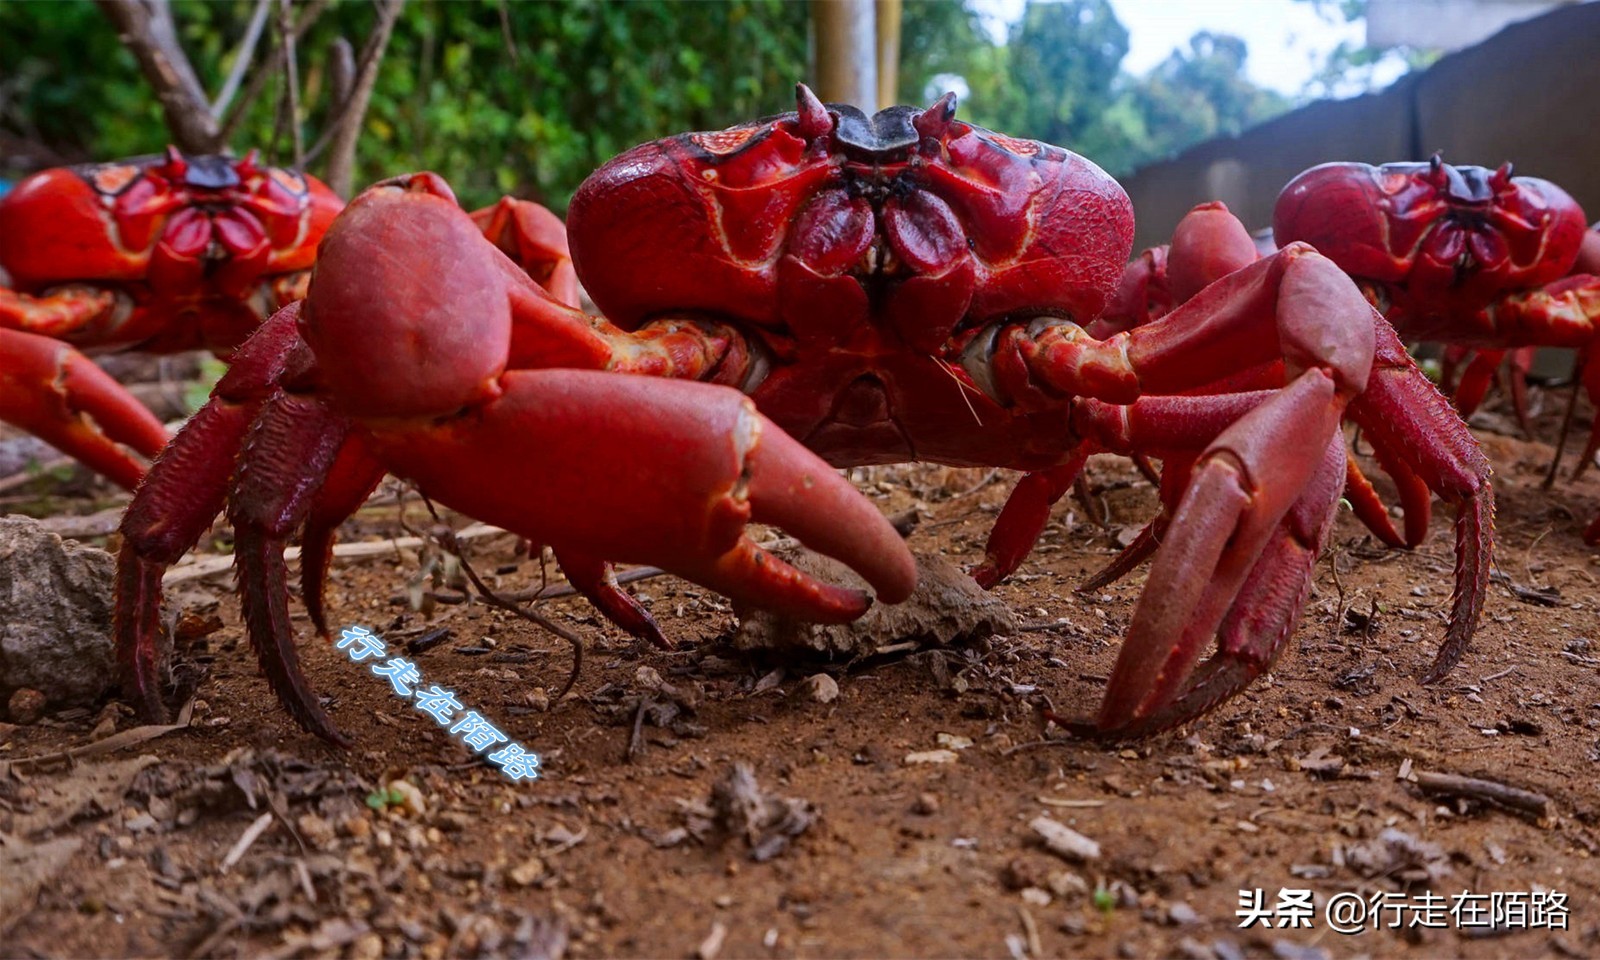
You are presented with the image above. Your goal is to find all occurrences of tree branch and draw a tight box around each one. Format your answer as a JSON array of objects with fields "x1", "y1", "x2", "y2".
[
  {"x1": 210, "y1": 0, "x2": 272, "y2": 117},
  {"x1": 324, "y1": 0, "x2": 404, "y2": 198},
  {"x1": 218, "y1": 0, "x2": 331, "y2": 144},
  {"x1": 275, "y1": 0, "x2": 305, "y2": 167},
  {"x1": 96, "y1": 0, "x2": 221, "y2": 152}
]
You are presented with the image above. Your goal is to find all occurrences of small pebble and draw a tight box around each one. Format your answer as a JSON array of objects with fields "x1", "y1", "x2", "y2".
[
  {"x1": 1020, "y1": 887, "x2": 1052, "y2": 907},
  {"x1": 697, "y1": 921, "x2": 728, "y2": 960},
  {"x1": 525, "y1": 687, "x2": 550, "y2": 712},
  {"x1": 798, "y1": 673, "x2": 839, "y2": 704},
  {"x1": 7, "y1": 688, "x2": 46, "y2": 724},
  {"x1": 339, "y1": 814, "x2": 372, "y2": 840},
  {"x1": 1049, "y1": 871, "x2": 1088, "y2": 898},
  {"x1": 904, "y1": 749, "x2": 960, "y2": 765},
  {"x1": 1168, "y1": 901, "x2": 1200, "y2": 926},
  {"x1": 349, "y1": 932, "x2": 385, "y2": 960},
  {"x1": 296, "y1": 812, "x2": 336, "y2": 850},
  {"x1": 912, "y1": 792, "x2": 940, "y2": 815},
  {"x1": 435, "y1": 811, "x2": 473, "y2": 832},
  {"x1": 387, "y1": 779, "x2": 428, "y2": 817},
  {"x1": 508, "y1": 856, "x2": 547, "y2": 887},
  {"x1": 1176, "y1": 937, "x2": 1215, "y2": 960},
  {"x1": 1213, "y1": 939, "x2": 1246, "y2": 960},
  {"x1": 1030, "y1": 815, "x2": 1100, "y2": 862}
]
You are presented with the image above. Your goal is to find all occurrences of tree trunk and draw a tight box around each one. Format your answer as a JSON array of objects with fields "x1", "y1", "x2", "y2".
[
  {"x1": 96, "y1": 0, "x2": 221, "y2": 152},
  {"x1": 812, "y1": 0, "x2": 877, "y2": 112},
  {"x1": 875, "y1": 0, "x2": 901, "y2": 109}
]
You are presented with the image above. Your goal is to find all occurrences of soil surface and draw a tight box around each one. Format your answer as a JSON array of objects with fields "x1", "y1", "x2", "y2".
[{"x1": 1, "y1": 382, "x2": 1598, "y2": 960}]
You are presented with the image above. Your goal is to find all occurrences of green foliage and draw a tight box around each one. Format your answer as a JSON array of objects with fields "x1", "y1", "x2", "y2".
[
  {"x1": 994, "y1": 0, "x2": 1130, "y2": 154},
  {"x1": 1118, "y1": 32, "x2": 1292, "y2": 167},
  {"x1": 1, "y1": 0, "x2": 807, "y2": 210},
  {"x1": 2, "y1": 0, "x2": 1310, "y2": 199},
  {"x1": 1292, "y1": 0, "x2": 1436, "y2": 98},
  {"x1": 901, "y1": 0, "x2": 1292, "y2": 176}
]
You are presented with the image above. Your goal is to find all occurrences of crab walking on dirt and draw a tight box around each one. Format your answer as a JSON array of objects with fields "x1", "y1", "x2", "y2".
[
  {"x1": 0, "y1": 148, "x2": 342, "y2": 487},
  {"x1": 116, "y1": 84, "x2": 1492, "y2": 745}
]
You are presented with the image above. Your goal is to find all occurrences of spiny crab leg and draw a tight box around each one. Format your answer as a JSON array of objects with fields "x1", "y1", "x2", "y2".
[
  {"x1": 116, "y1": 305, "x2": 305, "y2": 723},
  {"x1": 1344, "y1": 319, "x2": 1494, "y2": 680},
  {"x1": 1, "y1": 326, "x2": 169, "y2": 489}
]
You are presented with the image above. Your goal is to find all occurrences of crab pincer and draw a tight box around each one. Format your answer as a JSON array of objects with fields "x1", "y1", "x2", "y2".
[
  {"x1": 115, "y1": 175, "x2": 914, "y2": 745},
  {"x1": 0, "y1": 326, "x2": 169, "y2": 489}
]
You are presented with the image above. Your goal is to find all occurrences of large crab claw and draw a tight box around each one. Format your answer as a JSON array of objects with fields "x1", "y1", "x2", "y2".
[
  {"x1": 115, "y1": 176, "x2": 916, "y2": 745},
  {"x1": 970, "y1": 206, "x2": 1492, "y2": 737},
  {"x1": 0, "y1": 325, "x2": 169, "y2": 489}
]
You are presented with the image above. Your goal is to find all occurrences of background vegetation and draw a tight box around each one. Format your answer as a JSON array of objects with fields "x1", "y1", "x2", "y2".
[{"x1": 0, "y1": 0, "x2": 1408, "y2": 211}]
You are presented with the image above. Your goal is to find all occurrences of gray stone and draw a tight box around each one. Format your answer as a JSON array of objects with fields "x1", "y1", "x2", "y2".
[
  {"x1": 0, "y1": 515, "x2": 116, "y2": 704},
  {"x1": 732, "y1": 551, "x2": 1015, "y2": 657}
]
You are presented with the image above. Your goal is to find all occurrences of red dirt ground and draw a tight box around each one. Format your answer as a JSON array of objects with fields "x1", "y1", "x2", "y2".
[{"x1": 2, "y1": 390, "x2": 1598, "y2": 959}]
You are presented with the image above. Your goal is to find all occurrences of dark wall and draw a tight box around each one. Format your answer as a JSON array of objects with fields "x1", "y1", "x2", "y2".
[{"x1": 1119, "y1": 2, "x2": 1600, "y2": 253}]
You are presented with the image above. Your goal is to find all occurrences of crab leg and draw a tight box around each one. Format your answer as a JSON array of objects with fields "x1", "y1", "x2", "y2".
[
  {"x1": 0, "y1": 285, "x2": 120, "y2": 339},
  {"x1": 977, "y1": 246, "x2": 1383, "y2": 733},
  {"x1": 1093, "y1": 370, "x2": 1348, "y2": 733},
  {"x1": 1, "y1": 326, "x2": 169, "y2": 489},
  {"x1": 115, "y1": 305, "x2": 305, "y2": 721},
  {"x1": 551, "y1": 548, "x2": 674, "y2": 650},
  {"x1": 971, "y1": 453, "x2": 1090, "y2": 588},
  {"x1": 228, "y1": 391, "x2": 357, "y2": 744},
  {"x1": 1344, "y1": 318, "x2": 1493, "y2": 680},
  {"x1": 1078, "y1": 452, "x2": 1196, "y2": 593},
  {"x1": 299, "y1": 436, "x2": 387, "y2": 640},
  {"x1": 1448, "y1": 347, "x2": 1536, "y2": 431},
  {"x1": 471, "y1": 197, "x2": 581, "y2": 308},
  {"x1": 1087, "y1": 436, "x2": 1346, "y2": 737}
]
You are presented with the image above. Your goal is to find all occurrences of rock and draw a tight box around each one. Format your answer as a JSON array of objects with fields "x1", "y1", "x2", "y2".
[
  {"x1": 912, "y1": 792, "x2": 940, "y2": 815},
  {"x1": 904, "y1": 749, "x2": 959, "y2": 765},
  {"x1": 732, "y1": 551, "x2": 1016, "y2": 656},
  {"x1": 349, "y1": 933, "x2": 385, "y2": 960},
  {"x1": 297, "y1": 812, "x2": 337, "y2": 850},
  {"x1": 0, "y1": 516, "x2": 116, "y2": 705},
  {"x1": 386, "y1": 779, "x2": 427, "y2": 817},
  {"x1": 7, "y1": 687, "x2": 47, "y2": 724},
  {"x1": 339, "y1": 814, "x2": 372, "y2": 840},
  {"x1": 797, "y1": 673, "x2": 839, "y2": 704},
  {"x1": 508, "y1": 856, "x2": 547, "y2": 887},
  {"x1": 1030, "y1": 815, "x2": 1101, "y2": 862},
  {"x1": 705, "y1": 763, "x2": 816, "y2": 862}
]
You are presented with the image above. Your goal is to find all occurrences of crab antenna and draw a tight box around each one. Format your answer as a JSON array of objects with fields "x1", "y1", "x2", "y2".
[
  {"x1": 795, "y1": 83, "x2": 831, "y2": 141},
  {"x1": 914, "y1": 92, "x2": 958, "y2": 141},
  {"x1": 1491, "y1": 161, "x2": 1515, "y2": 187},
  {"x1": 239, "y1": 149, "x2": 261, "y2": 177}
]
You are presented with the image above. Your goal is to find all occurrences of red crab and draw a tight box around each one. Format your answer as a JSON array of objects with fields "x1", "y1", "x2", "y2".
[
  {"x1": 1273, "y1": 158, "x2": 1600, "y2": 543},
  {"x1": 0, "y1": 147, "x2": 344, "y2": 488},
  {"x1": 116, "y1": 86, "x2": 1492, "y2": 745}
]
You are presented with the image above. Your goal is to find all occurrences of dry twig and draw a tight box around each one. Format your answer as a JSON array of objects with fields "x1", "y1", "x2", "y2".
[{"x1": 1411, "y1": 769, "x2": 1553, "y2": 821}]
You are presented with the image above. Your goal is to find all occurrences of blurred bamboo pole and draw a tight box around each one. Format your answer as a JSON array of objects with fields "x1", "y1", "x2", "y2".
[
  {"x1": 876, "y1": 0, "x2": 901, "y2": 109},
  {"x1": 812, "y1": 0, "x2": 877, "y2": 111}
]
